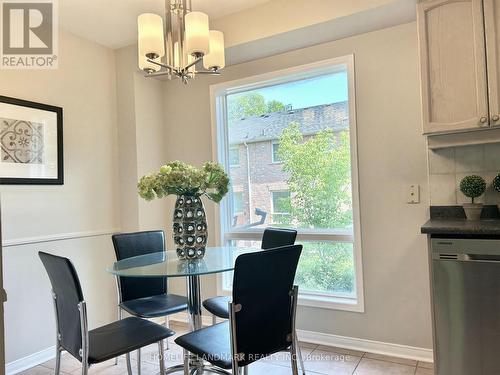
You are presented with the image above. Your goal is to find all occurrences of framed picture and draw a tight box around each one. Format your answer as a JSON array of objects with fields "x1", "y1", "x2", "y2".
[{"x1": 0, "y1": 96, "x2": 63, "y2": 185}]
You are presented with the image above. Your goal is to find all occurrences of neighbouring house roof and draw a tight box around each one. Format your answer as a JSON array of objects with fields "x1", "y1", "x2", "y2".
[{"x1": 228, "y1": 101, "x2": 349, "y2": 145}]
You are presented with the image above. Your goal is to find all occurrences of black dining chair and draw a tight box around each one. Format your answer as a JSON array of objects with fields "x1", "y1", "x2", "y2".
[
  {"x1": 39, "y1": 251, "x2": 174, "y2": 375},
  {"x1": 111, "y1": 230, "x2": 188, "y2": 372},
  {"x1": 202, "y1": 227, "x2": 297, "y2": 322},
  {"x1": 175, "y1": 244, "x2": 303, "y2": 375}
]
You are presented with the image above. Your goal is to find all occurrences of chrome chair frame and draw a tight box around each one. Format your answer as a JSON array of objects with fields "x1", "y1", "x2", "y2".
[
  {"x1": 112, "y1": 230, "x2": 183, "y2": 372},
  {"x1": 113, "y1": 275, "x2": 172, "y2": 373},
  {"x1": 180, "y1": 286, "x2": 300, "y2": 375},
  {"x1": 51, "y1": 292, "x2": 166, "y2": 375}
]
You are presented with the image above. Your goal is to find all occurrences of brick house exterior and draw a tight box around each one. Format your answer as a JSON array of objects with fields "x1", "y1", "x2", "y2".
[{"x1": 228, "y1": 101, "x2": 349, "y2": 227}]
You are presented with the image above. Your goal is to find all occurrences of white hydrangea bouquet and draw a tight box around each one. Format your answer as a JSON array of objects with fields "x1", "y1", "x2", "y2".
[{"x1": 138, "y1": 161, "x2": 229, "y2": 260}]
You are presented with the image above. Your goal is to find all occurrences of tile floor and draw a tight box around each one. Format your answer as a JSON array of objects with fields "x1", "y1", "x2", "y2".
[{"x1": 21, "y1": 322, "x2": 434, "y2": 375}]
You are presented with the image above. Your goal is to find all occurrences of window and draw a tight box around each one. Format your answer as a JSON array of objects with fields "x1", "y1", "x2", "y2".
[
  {"x1": 271, "y1": 190, "x2": 290, "y2": 223},
  {"x1": 211, "y1": 56, "x2": 363, "y2": 312},
  {"x1": 229, "y1": 146, "x2": 240, "y2": 166},
  {"x1": 271, "y1": 141, "x2": 282, "y2": 163}
]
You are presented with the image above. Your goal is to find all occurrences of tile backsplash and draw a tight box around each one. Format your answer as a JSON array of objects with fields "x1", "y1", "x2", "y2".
[{"x1": 428, "y1": 143, "x2": 500, "y2": 205}]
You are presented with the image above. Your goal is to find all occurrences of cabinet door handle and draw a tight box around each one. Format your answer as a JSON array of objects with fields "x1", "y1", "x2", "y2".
[
  {"x1": 492, "y1": 115, "x2": 500, "y2": 122},
  {"x1": 480, "y1": 116, "x2": 488, "y2": 124}
]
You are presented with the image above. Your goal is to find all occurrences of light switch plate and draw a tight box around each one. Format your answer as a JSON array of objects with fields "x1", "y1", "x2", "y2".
[{"x1": 408, "y1": 184, "x2": 420, "y2": 204}]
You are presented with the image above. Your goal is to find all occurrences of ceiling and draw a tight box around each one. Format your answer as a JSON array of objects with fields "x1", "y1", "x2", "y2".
[{"x1": 59, "y1": 0, "x2": 271, "y2": 49}]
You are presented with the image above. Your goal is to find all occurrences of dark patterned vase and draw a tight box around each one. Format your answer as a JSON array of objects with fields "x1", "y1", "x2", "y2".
[{"x1": 173, "y1": 195, "x2": 208, "y2": 260}]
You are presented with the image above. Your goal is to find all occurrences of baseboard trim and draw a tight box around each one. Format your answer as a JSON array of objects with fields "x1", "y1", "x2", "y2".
[
  {"x1": 169, "y1": 313, "x2": 433, "y2": 363},
  {"x1": 169, "y1": 312, "x2": 215, "y2": 326},
  {"x1": 3, "y1": 228, "x2": 121, "y2": 247},
  {"x1": 297, "y1": 329, "x2": 433, "y2": 363},
  {"x1": 6, "y1": 346, "x2": 55, "y2": 375}
]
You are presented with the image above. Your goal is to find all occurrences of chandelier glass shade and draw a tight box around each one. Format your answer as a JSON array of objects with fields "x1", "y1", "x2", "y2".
[{"x1": 137, "y1": 0, "x2": 225, "y2": 84}]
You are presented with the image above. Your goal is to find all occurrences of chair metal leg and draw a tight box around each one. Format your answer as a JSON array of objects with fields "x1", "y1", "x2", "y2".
[
  {"x1": 295, "y1": 335, "x2": 306, "y2": 375},
  {"x1": 54, "y1": 347, "x2": 61, "y2": 375},
  {"x1": 164, "y1": 316, "x2": 170, "y2": 350},
  {"x1": 290, "y1": 343, "x2": 299, "y2": 375},
  {"x1": 81, "y1": 357, "x2": 89, "y2": 375},
  {"x1": 212, "y1": 314, "x2": 217, "y2": 325},
  {"x1": 137, "y1": 349, "x2": 141, "y2": 375},
  {"x1": 115, "y1": 307, "x2": 122, "y2": 365},
  {"x1": 126, "y1": 353, "x2": 133, "y2": 375},
  {"x1": 158, "y1": 340, "x2": 165, "y2": 375},
  {"x1": 183, "y1": 349, "x2": 189, "y2": 375}
]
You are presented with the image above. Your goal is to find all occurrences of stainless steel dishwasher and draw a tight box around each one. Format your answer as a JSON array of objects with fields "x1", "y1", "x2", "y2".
[{"x1": 431, "y1": 237, "x2": 500, "y2": 375}]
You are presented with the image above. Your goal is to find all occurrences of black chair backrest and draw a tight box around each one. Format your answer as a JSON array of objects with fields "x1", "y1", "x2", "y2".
[
  {"x1": 39, "y1": 252, "x2": 84, "y2": 361},
  {"x1": 112, "y1": 230, "x2": 167, "y2": 302},
  {"x1": 232, "y1": 245, "x2": 302, "y2": 365},
  {"x1": 261, "y1": 228, "x2": 297, "y2": 250}
]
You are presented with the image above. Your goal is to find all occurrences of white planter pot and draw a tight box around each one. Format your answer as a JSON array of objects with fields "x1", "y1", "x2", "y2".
[{"x1": 463, "y1": 203, "x2": 483, "y2": 220}]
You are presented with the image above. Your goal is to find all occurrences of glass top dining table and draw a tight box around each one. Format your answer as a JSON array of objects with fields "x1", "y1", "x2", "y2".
[
  {"x1": 106, "y1": 246, "x2": 260, "y2": 375},
  {"x1": 107, "y1": 246, "x2": 259, "y2": 278}
]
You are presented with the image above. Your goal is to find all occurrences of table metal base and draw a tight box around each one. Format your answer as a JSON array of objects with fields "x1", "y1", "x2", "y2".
[
  {"x1": 165, "y1": 364, "x2": 231, "y2": 375},
  {"x1": 164, "y1": 275, "x2": 232, "y2": 375}
]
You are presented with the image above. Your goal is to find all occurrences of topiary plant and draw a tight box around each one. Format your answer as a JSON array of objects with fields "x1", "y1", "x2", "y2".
[
  {"x1": 460, "y1": 175, "x2": 486, "y2": 204},
  {"x1": 493, "y1": 173, "x2": 500, "y2": 193}
]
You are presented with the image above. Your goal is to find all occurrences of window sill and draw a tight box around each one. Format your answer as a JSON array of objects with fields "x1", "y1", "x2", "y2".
[{"x1": 298, "y1": 293, "x2": 364, "y2": 313}]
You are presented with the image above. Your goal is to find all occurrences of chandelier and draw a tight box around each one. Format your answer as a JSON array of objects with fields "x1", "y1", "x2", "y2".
[{"x1": 137, "y1": 0, "x2": 225, "y2": 84}]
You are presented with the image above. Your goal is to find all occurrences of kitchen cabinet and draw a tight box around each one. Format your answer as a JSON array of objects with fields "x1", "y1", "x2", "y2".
[
  {"x1": 485, "y1": 0, "x2": 500, "y2": 127},
  {"x1": 417, "y1": 0, "x2": 491, "y2": 135}
]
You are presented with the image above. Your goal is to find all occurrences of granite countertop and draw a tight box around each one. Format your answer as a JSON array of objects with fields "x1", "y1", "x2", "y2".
[{"x1": 421, "y1": 206, "x2": 500, "y2": 236}]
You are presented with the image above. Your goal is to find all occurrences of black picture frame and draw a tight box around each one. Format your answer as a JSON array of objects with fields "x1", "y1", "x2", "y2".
[{"x1": 0, "y1": 95, "x2": 63, "y2": 185}]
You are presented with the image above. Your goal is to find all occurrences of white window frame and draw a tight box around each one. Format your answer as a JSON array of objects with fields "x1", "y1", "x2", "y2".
[{"x1": 209, "y1": 55, "x2": 364, "y2": 313}]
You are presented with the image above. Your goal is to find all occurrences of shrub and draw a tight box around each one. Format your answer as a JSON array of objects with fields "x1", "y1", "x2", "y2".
[
  {"x1": 459, "y1": 175, "x2": 486, "y2": 203},
  {"x1": 493, "y1": 173, "x2": 500, "y2": 193}
]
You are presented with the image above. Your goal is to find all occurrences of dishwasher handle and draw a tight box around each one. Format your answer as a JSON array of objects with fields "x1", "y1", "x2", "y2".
[
  {"x1": 435, "y1": 253, "x2": 500, "y2": 262},
  {"x1": 467, "y1": 254, "x2": 500, "y2": 262}
]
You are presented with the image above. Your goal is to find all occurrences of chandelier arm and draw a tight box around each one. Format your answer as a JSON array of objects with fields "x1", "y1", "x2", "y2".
[
  {"x1": 181, "y1": 55, "x2": 203, "y2": 73},
  {"x1": 195, "y1": 70, "x2": 221, "y2": 75},
  {"x1": 147, "y1": 58, "x2": 179, "y2": 74},
  {"x1": 144, "y1": 71, "x2": 171, "y2": 77}
]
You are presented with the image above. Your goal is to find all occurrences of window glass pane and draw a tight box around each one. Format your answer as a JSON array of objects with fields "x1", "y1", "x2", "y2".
[
  {"x1": 223, "y1": 240, "x2": 355, "y2": 298},
  {"x1": 296, "y1": 241, "x2": 355, "y2": 296},
  {"x1": 226, "y1": 71, "x2": 352, "y2": 231},
  {"x1": 272, "y1": 142, "x2": 282, "y2": 163}
]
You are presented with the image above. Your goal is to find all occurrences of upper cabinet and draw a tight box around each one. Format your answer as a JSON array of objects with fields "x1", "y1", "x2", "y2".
[
  {"x1": 485, "y1": 0, "x2": 500, "y2": 127},
  {"x1": 417, "y1": 0, "x2": 490, "y2": 135}
]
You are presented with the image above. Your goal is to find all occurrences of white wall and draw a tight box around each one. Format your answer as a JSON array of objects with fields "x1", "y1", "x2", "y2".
[
  {"x1": 0, "y1": 31, "x2": 120, "y2": 363},
  {"x1": 212, "y1": 0, "x2": 398, "y2": 47},
  {"x1": 1, "y1": 35, "x2": 170, "y2": 367},
  {"x1": 114, "y1": 44, "x2": 169, "y2": 232},
  {"x1": 162, "y1": 22, "x2": 432, "y2": 350}
]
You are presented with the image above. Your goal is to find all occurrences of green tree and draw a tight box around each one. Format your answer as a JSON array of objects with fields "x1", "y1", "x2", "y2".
[
  {"x1": 278, "y1": 123, "x2": 352, "y2": 229},
  {"x1": 227, "y1": 93, "x2": 286, "y2": 124},
  {"x1": 266, "y1": 100, "x2": 286, "y2": 113},
  {"x1": 228, "y1": 93, "x2": 266, "y2": 122},
  {"x1": 277, "y1": 122, "x2": 354, "y2": 294}
]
